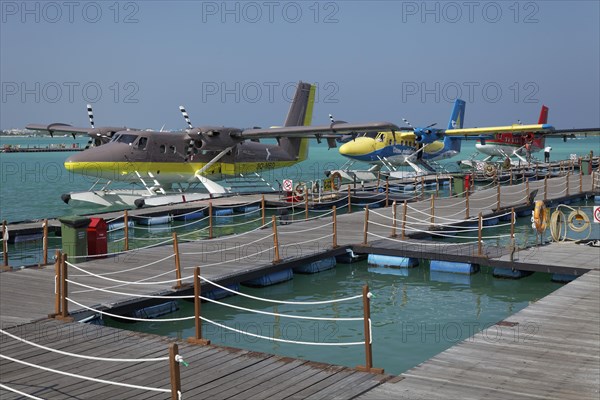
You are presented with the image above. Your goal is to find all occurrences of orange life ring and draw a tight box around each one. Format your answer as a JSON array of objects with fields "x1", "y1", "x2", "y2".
[
  {"x1": 330, "y1": 172, "x2": 342, "y2": 191},
  {"x1": 532, "y1": 200, "x2": 547, "y2": 234}
]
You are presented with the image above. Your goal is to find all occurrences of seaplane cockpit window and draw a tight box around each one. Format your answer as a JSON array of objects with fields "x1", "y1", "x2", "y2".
[
  {"x1": 110, "y1": 134, "x2": 121, "y2": 143},
  {"x1": 169, "y1": 145, "x2": 176, "y2": 154},
  {"x1": 160, "y1": 144, "x2": 166, "y2": 154},
  {"x1": 116, "y1": 134, "x2": 138, "y2": 145},
  {"x1": 376, "y1": 133, "x2": 385, "y2": 142},
  {"x1": 136, "y1": 137, "x2": 148, "y2": 150}
]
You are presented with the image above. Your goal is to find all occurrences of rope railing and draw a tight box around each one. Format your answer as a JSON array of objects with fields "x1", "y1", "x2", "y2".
[
  {"x1": 0, "y1": 353, "x2": 172, "y2": 395},
  {"x1": 367, "y1": 231, "x2": 481, "y2": 246},
  {"x1": 0, "y1": 329, "x2": 169, "y2": 362},
  {"x1": 0, "y1": 383, "x2": 44, "y2": 400},
  {"x1": 70, "y1": 253, "x2": 176, "y2": 278}
]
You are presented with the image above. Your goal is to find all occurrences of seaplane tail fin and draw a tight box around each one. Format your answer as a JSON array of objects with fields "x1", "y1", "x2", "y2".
[
  {"x1": 281, "y1": 81, "x2": 315, "y2": 162},
  {"x1": 447, "y1": 99, "x2": 466, "y2": 129},
  {"x1": 538, "y1": 105, "x2": 549, "y2": 124}
]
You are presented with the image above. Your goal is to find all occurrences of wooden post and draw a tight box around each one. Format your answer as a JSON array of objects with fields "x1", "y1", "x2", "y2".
[
  {"x1": 272, "y1": 215, "x2": 280, "y2": 263},
  {"x1": 57, "y1": 254, "x2": 73, "y2": 321},
  {"x1": 544, "y1": 176, "x2": 548, "y2": 201},
  {"x1": 401, "y1": 201, "x2": 407, "y2": 239},
  {"x1": 305, "y1": 190, "x2": 309, "y2": 220},
  {"x1": 477, "y1": 213, "x2": 483, "y2": 257},
  {"x1": 42, "y1": 219, "x2": 49, "y2": 265},
  {"x1": 261, "y1": 195, "x2": 266, "y2": 226},
  {"x1": 356, "y1": 285, "x2": 384, "y2": 374},
  {"x1": 566, "y1": 173, "x2": 570, "y2": 197},
  {"x1": 332, "y1": 206, "x2": 338, "y2": 248},
  {"x1": 2, "y1": 220, "x2": 8, "y2": 268},
  {"x1": 376, "y1": 171, "x2": 381, "y2": 190},
  {"x1": 123, "y1": 210, "x2": 129, "y2": 251},
  {"x1": 496, "y1": 182, "x2": 501, "y2": 211},
  {"x1": 465, "y1": 189, "x2": 470, "y2": 219},
  {"x1": 172, "y1": 233, "x2": 183, "y2": 289},
  {"x1": 421, "y1": 176, "x2": 425, "y2": 197},
  {"x1": 510, "y1": 207, "x2": 515, "y2": 240},
  {"x1": 363, "y1": 205, "x2": 369, "y2": 245},
  {"x1": 385, "y1": 179, "x2": 389, "y2": 208},
  {"x1": 208, "y1": 202, "x2": 213, "y2": 239},
  {"x1": 49, "y1": 250, "x2": 62, "y2": 317},
  {"x1": 430, "y1": 194, "x2": 435, "y2": 228},
  {"x1": 526, "y1": 180, "x2": 530, "y2": 205},
  {"x1": 188, "y1": 266, "x2": 210, "y2": 345},
  {"x1": 510, "y1": 172, "x2": 513, "y2": 186},
  {"x1": 391, "y1": 200, "x2": 397, "y2": 237},
  {"x1": 579, "y1": 171, "x2": 583, "y2": 193},
  {"x1": 347, "y1": 186, "x2": 352, "y2": 213},
  {"x1": 169, "y1": 343, "x2": 182, "y2": 400}
]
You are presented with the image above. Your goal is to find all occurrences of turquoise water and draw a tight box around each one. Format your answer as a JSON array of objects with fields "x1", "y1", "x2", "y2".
[
  {"x1": 103, "y1": 261, "x2": 562, "y2": 375},
  {"x1": 1, "y1": 136, "x2": 598, "y2": 223}
]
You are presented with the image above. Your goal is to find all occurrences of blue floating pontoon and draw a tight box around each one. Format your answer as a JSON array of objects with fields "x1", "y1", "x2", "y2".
[
  {"x1": 242, "y1": 269, "x2": 293, "y2": 287},
  {"x1": 368, "y1": 254, "x2": 419, "y2": 268},
  {"x1": 213, "y1": 208, "x2": 234, "y2": 216},
  {"x1": 551, "y1": 273, "x2": 578, "y2": 283},
  {"x1": 174, "y1": 210, "x2": 205, "y2": 221},
  {"x1": 293, "y1": 257, "x2": 336, "y2": 274},
  {"x1": 492, "y1": 267, "x2": 533, "y2": 279},
  {"x1": 136, "y1": 215, "x2": 173, "y2": 226},
  {"x1": 132, "y1": 301, "x2": 179, "y2": 319},
  {"x1": 204, "y1": 283, "x2": 241, "y2": 300},
  {"x1": 430, "y1": 260, "x2": 479, "y2": 275}
]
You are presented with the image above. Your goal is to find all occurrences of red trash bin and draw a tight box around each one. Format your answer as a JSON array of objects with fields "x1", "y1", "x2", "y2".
[{"x1": 87, "y1": 218, "x2": 108, "y2": 258}]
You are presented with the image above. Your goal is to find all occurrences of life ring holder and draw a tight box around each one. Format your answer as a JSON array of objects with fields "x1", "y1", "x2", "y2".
[
  {"x1": 532, "y1": 200, "x2": 548, "y2": 234},
  {"x1": 294, "y1": 183, "x2": 305, "y2": 198},
  {"x1": 484, "y1": 164, "x2": 497, "y2": 177},
  {"x1": 330, "y1": 172, "x2": 342, "y2": 191}
]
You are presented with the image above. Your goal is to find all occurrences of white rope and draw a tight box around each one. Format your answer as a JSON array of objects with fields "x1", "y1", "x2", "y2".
[
  {"x1": 67, "y1": 298, "x2": 195, "y2": 322},
  {"x1": 280, "y1": 233, "x2": 333, "y2": 248},
  {"x1": 368, "y1": 231, "x2": 480, "y2": 246},
  {"x1": 0, "y1": 354, "x2": 171, "y2": 393},
  {"x1": 183, "y1": 221, "x2": 272, "y2": 243},
  {"x1": 0, "y1": 383, "x2": 45, "y2": 400},
  {"x1": 70, "y1": 253, "x2": 176, "y2": 277},
  {"x1": 201, "y1": 316, "x2": 365, "y2": 346},
  {"x1": 279, "y1": 221, "x2": 333, "y2": 235},
  {"x1": 68, "y1": 278, "x2": 193, "y2": 298},
  {"x1": 183, "y1": 244, "x2": 275, "y2": 269},
  {"x1": 67, "y1": 260, "x2": 184, "y2": 286},
  {"x1": 201, "y1": 296, "x2": 362, "y2": 321},
  {"x1": 67, "y1": 236, "x2": 174, "y2": 260},
  {"x1": 0, "y1": 329, "x2": 169, "y2": 362},
  {"x1": 181, "y1": 234, "x2": 272, "y2": 255},
  {"x1": 199, "y1": 275, "x2": 362, "y2": 305}
]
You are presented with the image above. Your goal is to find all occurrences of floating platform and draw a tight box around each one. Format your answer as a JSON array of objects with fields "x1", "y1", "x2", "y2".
[
  {"x1": 293, "y1": 257, "x2": 336, "y2": 274},
  {"x1": 493, "y1": 267, "x2": 534, "y2": 279},
  {"x1": 430, "y1": 260, "x2": 479, "y2": 275},
  {"x1": 242, "y1": 269, "x2": 293, "y2": 287},
  {"x1": 368, "y1": 254, "x2": 419, "y2": 268},
  {"x1": 135, "y1": 215, "x2": 173, "y2": 226},
  {"x1": 174, "y1": 210, "x2": 205, "y2": 221},
  {"x1": 203, "y1": 283, "x2": 240, "y2": 300},
  {"x1": 131, "y1": 300, "x2": 179, "y2": 319}
]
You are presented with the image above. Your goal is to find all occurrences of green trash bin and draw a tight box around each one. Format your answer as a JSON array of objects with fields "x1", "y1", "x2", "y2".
[
  {"x1": 581, "y1": 159, "x2": 592, "y2": 175},
  {"x1": 451, "y1": 174, "x2": 465, "y2": 196},
  {"x1": 59, "y1": 216, "x2": 91, "y2": 259}
]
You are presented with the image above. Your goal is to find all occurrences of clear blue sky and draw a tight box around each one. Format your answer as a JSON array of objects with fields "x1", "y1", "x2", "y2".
[{"x1": 1, "y1": 0, "x2": 599, "y2": 130}]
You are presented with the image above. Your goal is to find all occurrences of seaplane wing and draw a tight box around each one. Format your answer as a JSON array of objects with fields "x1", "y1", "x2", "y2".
[
  {"x1": 543, "y1": 128, "x2": 600, "y2": 136},
  {"x1": 444, "y1": 123, "x2": 554, "y2": 136},
  {"x1": 239, "y1": 121, "x2": 401, "y2": 139},
  {"x1": 25, "y1": 123, "x2": 95, "y2": 136}
]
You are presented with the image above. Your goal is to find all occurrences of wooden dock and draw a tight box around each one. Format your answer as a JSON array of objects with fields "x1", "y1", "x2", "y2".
[
  {"x1": 1, "y1": 173, "x2": 599, "y2": 398},
  {"x1": 356, "y1": 269, "x2": 600, "y2": 400},
  {"x1": 0, "y1": 320, "x2": 391, "y2": 399}
]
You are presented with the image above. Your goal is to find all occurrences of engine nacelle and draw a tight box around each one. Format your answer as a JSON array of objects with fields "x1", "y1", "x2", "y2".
[
  {"x1": 414, "y1": 128, "x2": 443, "y2": 144},
  {"x1": 187, "y1": 127, "x2": 243, "y2": 151}
]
